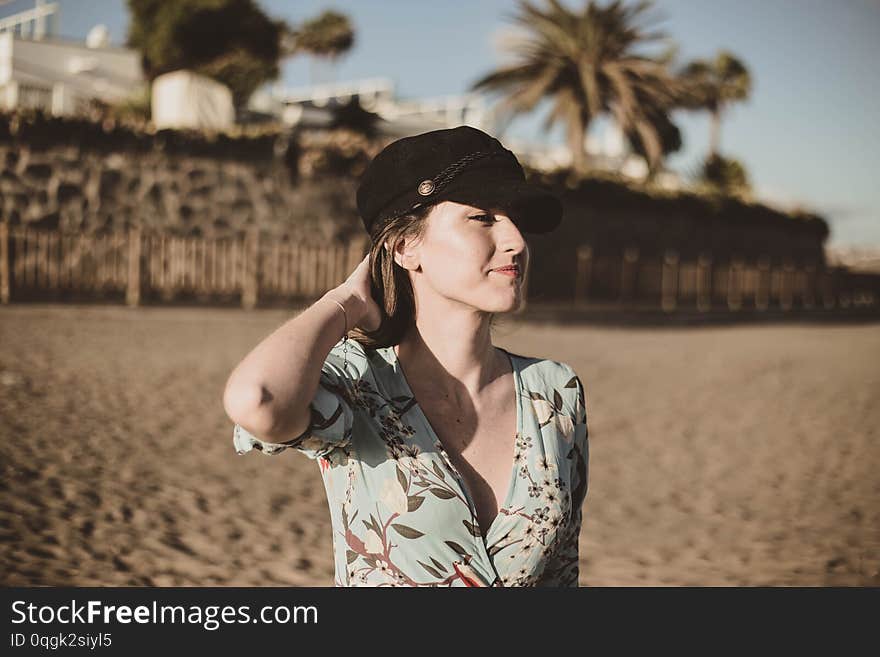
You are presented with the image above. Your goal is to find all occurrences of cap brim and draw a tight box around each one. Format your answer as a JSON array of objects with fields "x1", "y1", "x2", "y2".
[{"x1": 441, "y1": 177, "x2": 563, "y2": 234}]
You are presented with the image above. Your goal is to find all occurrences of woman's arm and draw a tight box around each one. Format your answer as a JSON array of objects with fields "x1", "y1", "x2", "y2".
[{"x1": 222, "y1": 285, "x2": 367, "y2": 444}]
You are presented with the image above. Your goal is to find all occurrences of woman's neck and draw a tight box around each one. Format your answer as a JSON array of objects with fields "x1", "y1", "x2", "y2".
[{"x1": 394, "y1": 322, "x2": 504, "y2": 403}]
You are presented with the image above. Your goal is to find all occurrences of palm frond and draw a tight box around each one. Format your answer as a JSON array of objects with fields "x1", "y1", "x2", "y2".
[{"x1": 472, "y1": 0, "x2": 688, "y2": 174}]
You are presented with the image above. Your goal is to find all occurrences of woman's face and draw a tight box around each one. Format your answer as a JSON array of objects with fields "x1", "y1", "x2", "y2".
[{"x1": 402, "y1": 200, "x2": 530, "y2": 313}]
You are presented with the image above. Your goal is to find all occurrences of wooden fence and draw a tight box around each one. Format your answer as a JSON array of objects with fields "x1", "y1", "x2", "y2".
[
  {"x1": 0, "y1": 224, "x2": 368, "y2": 308},
  {"x1": 574, "y1": 245, "x2": 879, "y2": 311},
  {"x1": 1, "y1": 224, "x2": 877, "y2": 312}
]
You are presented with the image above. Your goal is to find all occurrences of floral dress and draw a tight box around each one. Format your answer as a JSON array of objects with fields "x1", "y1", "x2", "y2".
[{"x1": 233, "y1": 337, "x2": 590, "y2": 587}]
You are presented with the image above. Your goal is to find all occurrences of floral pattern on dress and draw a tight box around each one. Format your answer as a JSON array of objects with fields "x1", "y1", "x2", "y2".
[{"x1": 233, "y1": 338, "x2": 589, "y2": 587}]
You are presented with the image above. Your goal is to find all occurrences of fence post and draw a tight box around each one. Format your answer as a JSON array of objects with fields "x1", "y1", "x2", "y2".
[
  {"x1": 620, "y1": 246, "x2": 639, "y2": 304},
  {"x1": 727, "y1": 257, "x2": 743, "y2": 311},
  {"x1": 696, "y1": 252, "x2": 712, "y2": 312},
  {"x1": 574, "y1": 244, "x2": 592, "y2": 306},
  {"x1": 126, "y1": 227, "x2": 142, "y2": 307},
  {"x1": 661, "y1": 249, "x2": 678, "y2": 312},
  {"x1": 780, "y1": 261, "x2": 794, "y2": 311},
  {"x1": 0, "y1": 222, "x2": 9, "y2": 304},
  {"x1": 802, "y1": 264, "x2": 816, "y2": 310},
  {"x1": 820, "y1": 268, "x2": 835, "y2": 310},
  {"x1": 242, "y1": 227, "x2": 259, "y2": 310},
  {"x1": 755, "y1": 255, "x2": 770, "y2": 311}
]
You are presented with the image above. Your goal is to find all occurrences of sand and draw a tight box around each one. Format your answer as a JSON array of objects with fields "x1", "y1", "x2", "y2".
[{"x1": 1, "y1": 304, "x2": 878, "y2": 586}]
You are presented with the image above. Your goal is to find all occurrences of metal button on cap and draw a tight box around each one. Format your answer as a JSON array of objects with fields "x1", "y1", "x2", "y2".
[{"x1": 417, "y1": 179, "x2": 435, "y2": 196}]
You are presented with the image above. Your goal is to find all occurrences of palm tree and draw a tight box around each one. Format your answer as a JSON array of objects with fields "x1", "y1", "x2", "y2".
[
  {"x1": 678, "y1": 50, "x2": 751, "y2": 159},
  {"x1": 282, "y1": 10, "x2": 355, "y2": 84},
  {"x1": 470, "y1": 0, "x2": 684, "y2": 176}
]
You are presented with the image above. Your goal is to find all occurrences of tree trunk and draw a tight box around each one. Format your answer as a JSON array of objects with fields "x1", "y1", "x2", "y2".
[
  {"x1": 570, "y1": 117, "x2": 590, "y2": 175},
  {"x1": 709, "y1": 108, "x2": 721, "y2": 158}
]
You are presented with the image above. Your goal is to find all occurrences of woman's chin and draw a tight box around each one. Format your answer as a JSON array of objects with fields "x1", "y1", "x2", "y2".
[{"x1": 489, "y1": 291, "x2": 523, "y2": 313}]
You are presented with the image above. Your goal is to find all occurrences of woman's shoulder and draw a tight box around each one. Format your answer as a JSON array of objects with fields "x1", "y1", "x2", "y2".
[
  {"x1": 507, "y1": 349, "x2": 585, "y2": 421},
  {"x1": 505, "y1": 348, "x2": 580, "y2": 384}
]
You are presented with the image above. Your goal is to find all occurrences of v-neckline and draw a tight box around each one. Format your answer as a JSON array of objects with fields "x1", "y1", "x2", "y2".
[{"x1": 387, "y1": 344, "x2": 524, "y2": 543}]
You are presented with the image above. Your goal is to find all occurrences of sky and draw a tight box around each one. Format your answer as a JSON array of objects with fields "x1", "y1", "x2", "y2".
[{"x1": 6, "y1": 0, "x2": 879, "y2": 247}]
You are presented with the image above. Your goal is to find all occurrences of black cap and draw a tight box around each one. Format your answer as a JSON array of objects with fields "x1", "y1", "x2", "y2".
[{"x1": 356, "y1": 125, "x2": 563, "y2": 235}]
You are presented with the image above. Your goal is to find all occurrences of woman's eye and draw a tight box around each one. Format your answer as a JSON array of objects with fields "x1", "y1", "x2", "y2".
[{"x1": 470, "y1": 214, "x2": 495, "y2": 224}]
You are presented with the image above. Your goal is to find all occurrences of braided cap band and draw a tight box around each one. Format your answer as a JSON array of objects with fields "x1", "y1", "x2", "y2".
[{"x1": 428, "y1": 149, "x2": 497, "y2": 191}]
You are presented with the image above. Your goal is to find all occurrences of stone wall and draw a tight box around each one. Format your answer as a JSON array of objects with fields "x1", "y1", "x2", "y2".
[{"x1": 0, "y1": 113, "x2": 377, "y2": 246}]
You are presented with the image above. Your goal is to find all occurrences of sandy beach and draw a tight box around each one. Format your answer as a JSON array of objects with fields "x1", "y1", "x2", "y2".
[{"x1": 1, "y1": 304, "x2": 877, "y2": 586}]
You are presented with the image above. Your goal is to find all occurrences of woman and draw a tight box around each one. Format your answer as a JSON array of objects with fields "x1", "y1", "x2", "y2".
[{"x1": 223, "y1": 126, "x2": 589, "y2": 587}]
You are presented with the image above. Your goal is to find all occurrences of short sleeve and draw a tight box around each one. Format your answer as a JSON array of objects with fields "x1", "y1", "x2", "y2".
[
  {"x1": 540, "y1": 369, "x2": 590, "y2": 586},
  {"x1": 232, "y1": 337, "x2": 368, "y2": 461}
]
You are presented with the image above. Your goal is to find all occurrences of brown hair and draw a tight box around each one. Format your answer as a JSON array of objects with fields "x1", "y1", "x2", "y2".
[{"x1": 347, "y1": 204, "x2": 502, "y2": 350}]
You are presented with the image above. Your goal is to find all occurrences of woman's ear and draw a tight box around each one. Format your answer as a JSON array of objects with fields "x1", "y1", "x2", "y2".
[{"x1": 388, "y1": 236, "x2": 418, "y2": 272}]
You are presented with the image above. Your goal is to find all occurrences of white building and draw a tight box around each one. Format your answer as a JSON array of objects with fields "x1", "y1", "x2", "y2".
[{"x1": 0, "y1": 2, "x2": 144, "y2": 116}]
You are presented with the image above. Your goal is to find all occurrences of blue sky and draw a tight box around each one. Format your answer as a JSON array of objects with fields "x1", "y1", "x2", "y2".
[{"x1": 8, "y1": 0, "x2": 879, "y2": 246}]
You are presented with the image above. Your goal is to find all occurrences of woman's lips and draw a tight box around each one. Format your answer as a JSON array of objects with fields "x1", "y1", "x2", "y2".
[{"x1": 491, "y1": 267, "x2": 520, "y2": 278}]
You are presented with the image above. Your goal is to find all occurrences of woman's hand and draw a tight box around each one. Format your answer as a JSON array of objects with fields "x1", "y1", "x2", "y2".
[{"x1": 337, "y1": 254, "x2": 382, "y2": 332}]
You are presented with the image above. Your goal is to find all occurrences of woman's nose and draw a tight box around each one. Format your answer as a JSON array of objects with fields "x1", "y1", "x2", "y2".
[{"x1": 498, "y1": 214, "x2": 527, "y2": 251}]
